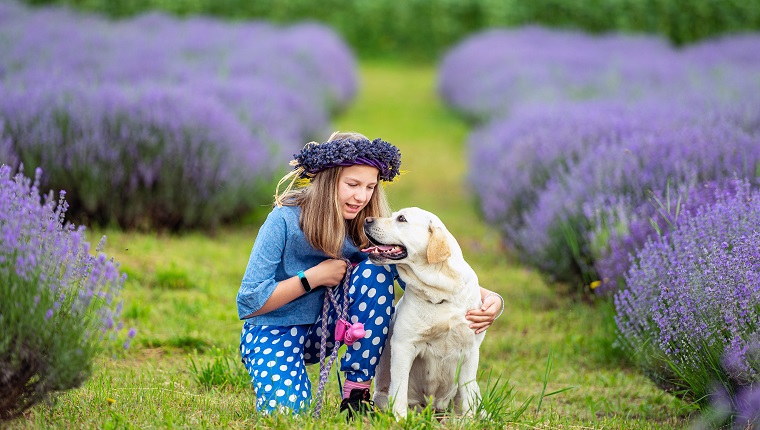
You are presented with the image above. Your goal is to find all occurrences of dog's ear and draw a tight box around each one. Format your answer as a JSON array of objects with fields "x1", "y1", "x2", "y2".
[{"x1": 427, "y1": 225, "x2": 452, "y2": 264}]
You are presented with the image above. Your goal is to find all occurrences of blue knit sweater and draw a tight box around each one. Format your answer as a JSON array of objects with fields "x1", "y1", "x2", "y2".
[{"x1": 236, "y1": 205, "x2": 368, "y2": 325}]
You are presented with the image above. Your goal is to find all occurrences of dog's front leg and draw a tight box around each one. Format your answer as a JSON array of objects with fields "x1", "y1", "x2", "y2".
[
  {"x1": 456, "y1": 349, "x2": 482, "y2": 417},
  {"x1": 372, "y1": 325, "x2": 393, "y2": 409},
  {"x1": 388, "y1": 340, "x2": 416, "y2": 419}
]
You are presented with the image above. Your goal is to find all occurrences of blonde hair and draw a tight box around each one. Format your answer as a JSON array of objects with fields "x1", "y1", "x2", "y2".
[{"x1": 274, "y1": 131, "x2": 392, "y2": 258}]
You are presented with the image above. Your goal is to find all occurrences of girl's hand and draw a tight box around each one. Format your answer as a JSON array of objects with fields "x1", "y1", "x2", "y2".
[
  {"x1": 465, "y1": 293, "x2": 502, "y2": 334},
  {"x1": 307, "y1": 259, "x2": 350, "y2": 288}
]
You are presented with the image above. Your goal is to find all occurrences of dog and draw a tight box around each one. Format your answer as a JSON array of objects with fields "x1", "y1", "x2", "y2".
[{"x1": 362, "y1": 207, "x2": 485, "y2": 419}]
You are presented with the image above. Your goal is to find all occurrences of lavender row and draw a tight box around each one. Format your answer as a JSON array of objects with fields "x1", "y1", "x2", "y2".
[
  {"x1": 0, "y1": 1, "x2": 358, "y2": 229},
  {"x1": 0, "y1": 165, "x2": 131, "y2": 418},
  {"x1": 615, "y1": 180, "x2": 760, "y2": 410},
  {"x1": 0, "y1": 3, "x2": 356, "y2": 111},
  {"x1": 438, "y1": 27, "x2": 760, "y2": 122},
  {"x1": 440, "y1": 26, "x2": 760, "y2": 417},
  {"x1": 441, "y1": 27, "x2": 760, "y2": 286},
  {"x1": 469, "y1": 96, "x2": 760, "y2": 286}
]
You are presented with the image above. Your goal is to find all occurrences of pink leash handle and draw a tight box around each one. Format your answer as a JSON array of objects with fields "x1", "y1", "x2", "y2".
[{"x1": 334, "y1": 319, "x2": 365, "y2": 346}]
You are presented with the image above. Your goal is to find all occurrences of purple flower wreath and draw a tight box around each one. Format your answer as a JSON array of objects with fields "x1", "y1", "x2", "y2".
[{"x1": 291, "y1": 137, "x2": 402, "y2": 182}]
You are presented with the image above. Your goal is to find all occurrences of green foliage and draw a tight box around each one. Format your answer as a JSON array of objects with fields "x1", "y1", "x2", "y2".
[
  {"x1": 535, "y1": 214, "x2": 599, "y2": 289},
  {"x1": 141, "y1": 335, "x2": 210, "y2": 352},
  {"x1": 189, "y1": 346, "x2": 250, "y2": 390},
  {"x1": 24, "y1": 0, "x2": 760, "y2": 61},
  {"x1": 0, "y1": 271, "x2": 94, "y2": 419},
  {"x1": 122, "y1": 299, "x2": 150, "y2": 321},
  {"x1": 473, "y1": 372, "x2": 533, "y2": 425},
  {"x1": 152, "y1": 265, "x2": 195, "y2": 290},
  {"x1": 535, "y1": 350, "x2": 575, "y2": 415}
]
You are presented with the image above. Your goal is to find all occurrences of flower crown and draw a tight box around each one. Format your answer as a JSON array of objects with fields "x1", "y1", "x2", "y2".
[
  {"x1": 273, "y1": 136, "x2": 402, "y2": 207},
  {"x1": 290, "y1": 137, "x2": 402, "y2": 181}
]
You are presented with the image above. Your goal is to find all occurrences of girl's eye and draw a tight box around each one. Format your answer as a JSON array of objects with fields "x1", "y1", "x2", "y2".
[{"x1": 397, "y1": 215, "x2": 407, "y2": 222}]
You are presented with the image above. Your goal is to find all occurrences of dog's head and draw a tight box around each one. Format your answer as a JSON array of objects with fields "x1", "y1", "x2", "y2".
[{"x1": 362, "y1": 207, "x2": 458, "y2": 266}]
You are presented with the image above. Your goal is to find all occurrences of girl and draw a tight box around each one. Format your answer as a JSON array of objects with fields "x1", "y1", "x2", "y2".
[{"x1": 237, "y1": 131, "x2": 503, "y2": 417}]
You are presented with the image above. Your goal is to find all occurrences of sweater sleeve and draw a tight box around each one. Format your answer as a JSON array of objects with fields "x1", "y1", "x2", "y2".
[{"x1": 236, "y1": 209, "x2": 287, "y2": 319}]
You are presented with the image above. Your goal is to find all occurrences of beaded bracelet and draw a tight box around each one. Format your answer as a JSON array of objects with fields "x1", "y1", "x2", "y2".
[{"x1": 484, "y1": 292, "x2": 505, "y2": 319}]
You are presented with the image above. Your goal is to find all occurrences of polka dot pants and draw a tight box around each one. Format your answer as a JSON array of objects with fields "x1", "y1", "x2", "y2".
[{"x1": 239, "y1": 260, "x2": 395, "y2": 414}]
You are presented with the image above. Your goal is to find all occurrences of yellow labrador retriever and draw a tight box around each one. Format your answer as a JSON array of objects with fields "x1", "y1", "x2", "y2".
[{"x1": 362, "y1": 207, "x2": 485, "y2": 419}]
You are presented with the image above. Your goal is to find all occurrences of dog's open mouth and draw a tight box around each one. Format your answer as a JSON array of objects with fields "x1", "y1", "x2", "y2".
[{"x1": 362, "y1": 233, "x2": 408, "y2": 260}]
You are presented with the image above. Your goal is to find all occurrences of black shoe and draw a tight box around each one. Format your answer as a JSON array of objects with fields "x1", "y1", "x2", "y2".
[{"x1": 339, "y1": 388, "x2": 375, "y2": 420}]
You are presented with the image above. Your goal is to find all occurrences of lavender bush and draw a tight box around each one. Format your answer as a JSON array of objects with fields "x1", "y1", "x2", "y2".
[
  {"x1": 694, "y1": 340, "x2": 760, "y2": 429},
  {"x1": 0, "y1": 81, "x2": 275, "y2": 229},
  {"x1": 0, "y1": 165, "x2": 131, "y2": 421},
  {"x1": 438, "y1": 27, "x2": 760, "y2": 123},
  {"x1": 470, "y1": 96, "x2": 760, "y2": 285},
  {"x1": 615, "y1": 180, "x2": 760, "y2": 408},
  {"x1": 438, "y1": 27, "x2": 687, "y2": 122},
  {"x1": 446, "y1": 26, "x2": 760, "y2": 288},
  {"x1": 0, "y1": 1, "x2": 358, "y2": 229},
  {"x1": 592, "y1": 178, "x2": 736, "y2": 294}
]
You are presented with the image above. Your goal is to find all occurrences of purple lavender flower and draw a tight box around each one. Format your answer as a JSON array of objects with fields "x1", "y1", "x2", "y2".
[
  {"x1": 439, "y1": 27, "x2": 760, "y2": 123},
  {"x1": 439, "y1": 26, "x2": 691, "y2": 122},
  {"x1": 0, "y1": 1, "x2": 358, "y2": 229},
  {"x1": 446, "y1": 25, "x2": 760, "y2": 287},
  {"x1": 734, "y1": 385, "x2": 760, "y2": 429},
  {"x1": 443, "y1": 28, "x2": 760, "y2": 402},
  {"x1": 1, "y1": 164, "x2": 127, "y2": 418},
  {"x1": 699, "y1": 339, "x2": 760, "y2": 428},
  {"x1": 615, "y1": 182, "x2": 760, "y2": 404},
  {"x1": 468, "y1": 96, "x2": 760, "y2": 284},
  {"x1": 595, "y1": 178, "x2": 748, "y2": 293}
]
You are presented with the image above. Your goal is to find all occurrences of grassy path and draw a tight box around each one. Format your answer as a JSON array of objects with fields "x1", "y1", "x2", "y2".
[
  {"x1": 333, "y1": 61, "x2": 476, "y2": 224},
  {"x1": 8, "y1": 61, "x2": 693, "y2": 429}
]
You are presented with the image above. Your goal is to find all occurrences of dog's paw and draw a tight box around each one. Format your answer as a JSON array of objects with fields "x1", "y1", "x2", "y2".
[
  {"x1": 477, "y1": 408, "x2": 488, "y2": 420},
  {"x1": 372, "y1": 391, "x2": 389, "y2": 409},
  {"x1": 392, "y1": 404, "x2": 408, "y2": 420}
]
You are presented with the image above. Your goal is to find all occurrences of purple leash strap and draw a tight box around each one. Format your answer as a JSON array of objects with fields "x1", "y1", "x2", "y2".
[{"x1": 312, "y1": 258, "x2": 351, "y2": 417}]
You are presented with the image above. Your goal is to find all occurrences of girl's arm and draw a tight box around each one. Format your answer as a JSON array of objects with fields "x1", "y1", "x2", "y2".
[
  {"x1": 247, "y1": 259, "x2": 348, "y2": 317},
  {"x1": 237, "y1": 208, "x2": 352, "y2": 319},
  {"x1": 236, "y1": 209, "x2": 289, "y2": 319}
]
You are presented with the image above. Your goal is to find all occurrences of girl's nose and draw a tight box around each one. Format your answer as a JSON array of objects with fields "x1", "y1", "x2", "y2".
[{"x1": 354, "y1": 190, "x2": 369, "y2": 202}]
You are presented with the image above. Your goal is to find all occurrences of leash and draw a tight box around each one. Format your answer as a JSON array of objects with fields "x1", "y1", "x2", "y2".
[{"x1": 312, "y1": 258, "x2": 352, "y2": 417}]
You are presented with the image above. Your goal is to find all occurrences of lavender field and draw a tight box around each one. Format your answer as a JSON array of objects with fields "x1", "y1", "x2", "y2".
[
  {"x1": 3, "y1": 1, "x2": 760, "y2": 427},
  {"x1": 439, "y1": 26, "x2": 760, "y2": 289},
  {"x1": 0, "y1": 1, "x2": 357, "y2": 229},
  {"x1": 439, "y1": 26, "x2": 760, "y2": 423}
]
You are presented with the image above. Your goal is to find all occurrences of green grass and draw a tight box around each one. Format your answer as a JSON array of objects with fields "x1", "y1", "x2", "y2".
[{"x1": 7, "y1": 61, "x2": 697, "y2": 429}]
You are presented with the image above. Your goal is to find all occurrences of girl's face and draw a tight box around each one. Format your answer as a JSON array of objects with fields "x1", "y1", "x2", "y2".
[{"x1": 337, "y1": 164, "x2": 379, "y2": 220}]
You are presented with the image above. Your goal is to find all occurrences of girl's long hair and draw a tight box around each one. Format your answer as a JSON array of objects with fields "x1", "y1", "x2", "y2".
[{"x1": 275, "y1": 132, "x2": 392, "y2": 257}]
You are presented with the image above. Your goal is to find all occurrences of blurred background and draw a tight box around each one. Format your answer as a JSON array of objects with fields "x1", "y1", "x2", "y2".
[{"x1": 19, "y1": 0, "x2": 760, "y2": 61}]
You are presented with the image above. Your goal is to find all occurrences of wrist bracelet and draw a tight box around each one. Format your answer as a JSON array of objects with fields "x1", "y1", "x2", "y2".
[
  {"x1": 297, "y1": 270, "x2": 312, "y2": 293},
  {"x1": 484, "y1": 292, "x2": 504, "y2": 319}
]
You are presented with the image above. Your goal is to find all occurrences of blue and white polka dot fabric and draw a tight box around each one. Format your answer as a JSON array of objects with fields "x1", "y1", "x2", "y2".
[{"x1": 240, "y1": 260, "x2": 395, "y2": 414}]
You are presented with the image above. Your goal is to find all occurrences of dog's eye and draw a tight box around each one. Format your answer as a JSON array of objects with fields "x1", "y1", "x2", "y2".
[{"x1": 396, "y1": 215, "x2": 407, "y2": 223}]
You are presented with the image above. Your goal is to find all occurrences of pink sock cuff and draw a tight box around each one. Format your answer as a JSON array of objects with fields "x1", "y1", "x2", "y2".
[{"x1": 343, "y1": 380, "x2": 369, "y2": 399}]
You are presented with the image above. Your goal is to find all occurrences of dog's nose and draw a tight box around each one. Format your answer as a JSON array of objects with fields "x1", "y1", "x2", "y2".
[{"x1": 364, "y1": 217, "x2": 375, "y2": 226}]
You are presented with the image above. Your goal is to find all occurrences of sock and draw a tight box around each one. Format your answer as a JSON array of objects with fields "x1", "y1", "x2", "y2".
[{"x1": 343, "y1": 380, "x2": 370, "y2": 399}]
